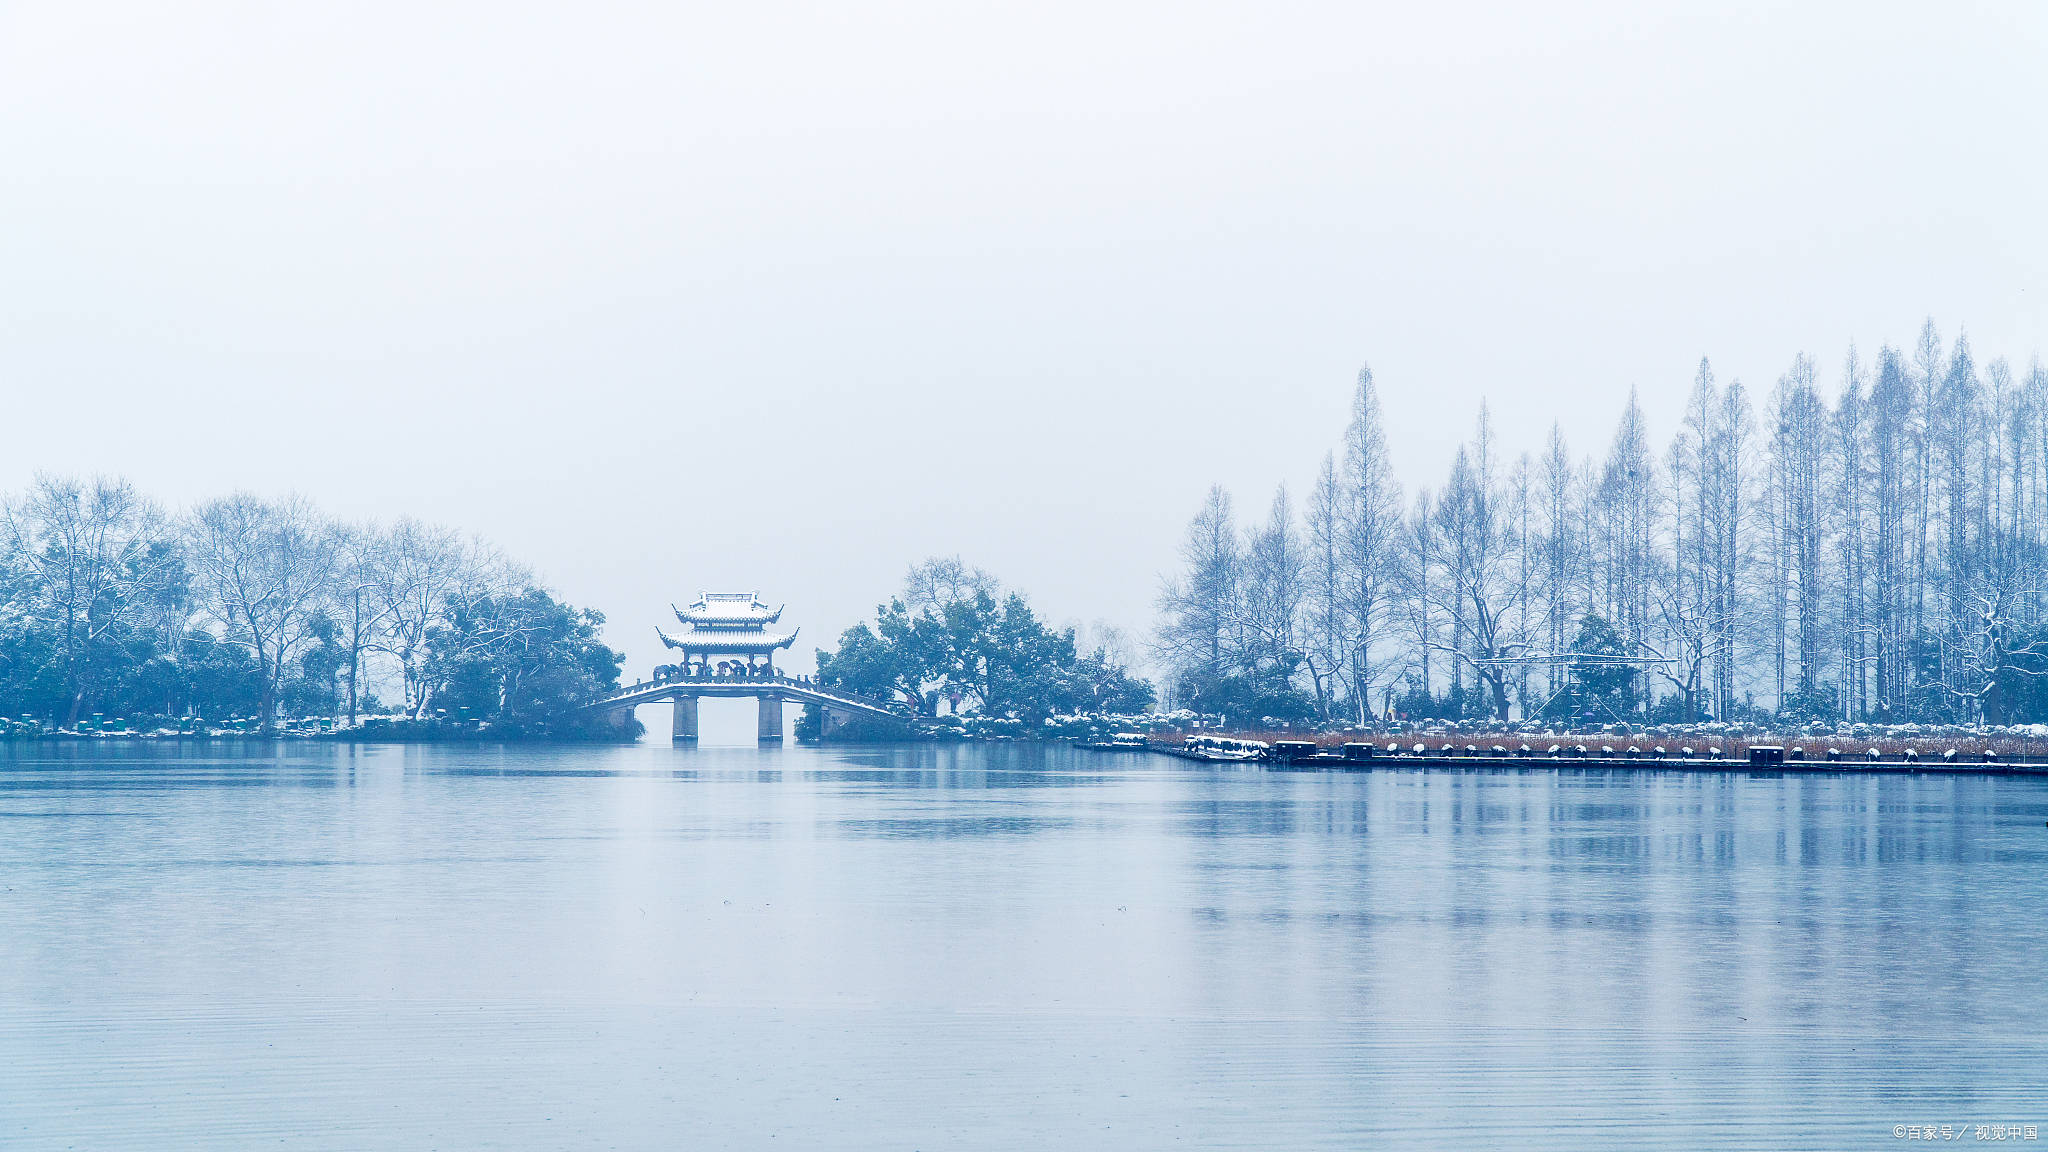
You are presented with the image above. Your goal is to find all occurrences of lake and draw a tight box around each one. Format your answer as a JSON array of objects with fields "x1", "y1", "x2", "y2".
[{"x1": 2, "y1": 741, "x2": 2044, "y2": 1149}]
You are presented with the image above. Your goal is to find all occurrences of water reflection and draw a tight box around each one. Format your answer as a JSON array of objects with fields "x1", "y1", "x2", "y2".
[{"x1": 1, "y1": 742, "x2": 2044, "y2": 1150}]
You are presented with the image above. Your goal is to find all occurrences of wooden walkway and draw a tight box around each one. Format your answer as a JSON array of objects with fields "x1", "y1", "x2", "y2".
[{"x1": 1125, "y1": 745, "x2": 2048, "y2": 775}]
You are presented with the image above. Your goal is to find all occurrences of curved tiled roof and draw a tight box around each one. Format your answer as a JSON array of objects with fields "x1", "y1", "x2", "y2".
[
  {"x1": 657, "y1": 626, "x2": 798, "y2": 653},
  {"x1": 674, "y1": 591, "x2": 784, "y2": 628}
]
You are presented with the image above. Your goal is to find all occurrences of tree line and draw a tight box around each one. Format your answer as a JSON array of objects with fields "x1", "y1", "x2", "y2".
[
  {"x1": 814, "y1": 557, "x2": 1154, "y2": 730},
  {"x1": 1159, "y1": 320, "x2": 2048, "y2": 728},
  {"x1": 0, "y1": 476, "x2": 623, "y2": 734}
]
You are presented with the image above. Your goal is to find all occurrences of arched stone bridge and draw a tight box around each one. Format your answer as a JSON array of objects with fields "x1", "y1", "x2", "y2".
[{"x1": 583, "y1": 672, "x2": 910, "y2": 742}]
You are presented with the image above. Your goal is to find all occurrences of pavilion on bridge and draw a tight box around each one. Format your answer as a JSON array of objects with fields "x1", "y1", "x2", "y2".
[
  {"x1": 658, "y1": 592, "x2": 798, "y2": 678},
  {"x1": 655, "y1": 592, "x2": 800, "y2": 740}
]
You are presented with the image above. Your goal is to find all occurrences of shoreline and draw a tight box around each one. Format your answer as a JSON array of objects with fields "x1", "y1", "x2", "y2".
[
  {"x1": 1129, "y1": 744, "x2": 2048, "y2": 776},
  {"x1": 14, "y1": 734, "x2": 2048, "y2": 774}
]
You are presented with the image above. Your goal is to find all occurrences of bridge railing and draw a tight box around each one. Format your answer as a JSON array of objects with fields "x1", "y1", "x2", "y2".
[{"x1": 584, "y1": 672, "x2": 912, "y2": 718}]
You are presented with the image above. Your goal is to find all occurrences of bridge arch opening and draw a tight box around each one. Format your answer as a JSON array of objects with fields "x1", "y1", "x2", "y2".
[{"x1": 675, "y1": 698, "x2": 791, "y2": 746}]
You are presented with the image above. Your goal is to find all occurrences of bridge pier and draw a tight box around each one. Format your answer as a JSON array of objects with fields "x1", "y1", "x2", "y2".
[
  {"x1": 757, "y1": 695, "x2": 783, "y2": 742},
  {"x1": 672, "y1": 695, "x2": 698, "y2": 742}
]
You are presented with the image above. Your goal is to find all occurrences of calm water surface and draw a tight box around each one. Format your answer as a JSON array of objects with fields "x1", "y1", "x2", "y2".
[{"x1": 2, "y1": 741, "x2": 2044, "y2": 1149}]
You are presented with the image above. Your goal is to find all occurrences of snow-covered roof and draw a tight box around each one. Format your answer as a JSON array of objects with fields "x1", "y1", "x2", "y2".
[
  {"x1": 658, "y1": 626, "x2": 798, "y2": 653},
  {"x1": 674, "y1": 592, "x2": 783, "y2": 628}
]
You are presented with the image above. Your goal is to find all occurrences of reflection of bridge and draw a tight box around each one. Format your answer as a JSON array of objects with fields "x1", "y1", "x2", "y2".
[{"x1": 583, "y1": 672, "x2": 909, "y2": 741}]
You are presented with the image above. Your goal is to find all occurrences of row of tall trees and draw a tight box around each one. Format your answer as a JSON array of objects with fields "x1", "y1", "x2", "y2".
[
  {"x1": 1159, "y1": 321, "x2": 2048, "y2": 727},
  {"x1": 0, "y1": 476, "x2": 622, "y2": 733},
  {"x1": 817, "y1": 558, "x2": 1155, "y2": 726}
]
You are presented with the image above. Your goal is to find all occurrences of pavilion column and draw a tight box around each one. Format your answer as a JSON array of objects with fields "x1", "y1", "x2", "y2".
[
  {"x1": 672, "y1": 695, "x2": 699, "y2": 742},
  {"x1": 757, "y1": 694, "x2": 783, "y2": 742}
]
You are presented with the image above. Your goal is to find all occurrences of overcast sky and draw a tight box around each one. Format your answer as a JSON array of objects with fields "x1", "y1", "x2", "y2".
[{"x1": 2, "y1": 1, "x2": 2043, "y2": 681}]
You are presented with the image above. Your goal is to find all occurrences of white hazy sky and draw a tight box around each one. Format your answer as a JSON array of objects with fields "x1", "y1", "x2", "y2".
[{"x1": 3, "y1": 1, "x2": 2043, "y2": 679}]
